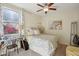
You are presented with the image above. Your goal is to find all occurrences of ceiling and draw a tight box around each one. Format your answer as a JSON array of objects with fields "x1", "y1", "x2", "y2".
[{"x1": 12, "y1": 3, "x2": 79, "y2": 16}]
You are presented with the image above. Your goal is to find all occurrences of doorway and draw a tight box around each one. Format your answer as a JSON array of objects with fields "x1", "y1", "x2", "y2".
[{"x1": 70, "y1": 22, "x2": 77, "y2": 45}]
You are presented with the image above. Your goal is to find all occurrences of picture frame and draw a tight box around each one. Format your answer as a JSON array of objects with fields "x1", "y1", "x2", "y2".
[{"x1": 50, "y1": 20, "x2": 62, "y2": 30}]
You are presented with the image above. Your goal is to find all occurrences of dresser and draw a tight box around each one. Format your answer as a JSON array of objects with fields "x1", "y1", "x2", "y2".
[{"x1": 66, "y1": 46, "x2": 79, "y2": 56}]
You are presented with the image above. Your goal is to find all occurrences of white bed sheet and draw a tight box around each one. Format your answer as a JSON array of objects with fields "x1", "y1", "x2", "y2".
[{"x1": 27, "y1": 34, "x2": 57, "y2": 56}]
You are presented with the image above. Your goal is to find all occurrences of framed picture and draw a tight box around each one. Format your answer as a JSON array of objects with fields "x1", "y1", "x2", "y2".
[
  {"x1": 50, "y1": 21, "x2": 62, "y2": 30},
  {"x1": 3, "y1": 22, "x2": 19, "y2": 34}
]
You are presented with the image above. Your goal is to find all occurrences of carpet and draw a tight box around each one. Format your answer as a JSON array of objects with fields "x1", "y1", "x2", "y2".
[{"x1": 8, "y1": 48, "x2": 41, "y2": 56}]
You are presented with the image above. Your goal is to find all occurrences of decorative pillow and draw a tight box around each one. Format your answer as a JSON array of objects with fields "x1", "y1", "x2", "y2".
[
  {"x1": 37, "y1": 25, "x2": 45, "y2": 34},
  {"x1": 33, "y1": 29, "x2": 40, "y2": 35},
  {"x1": 26, "y1": 28, "x2": 33, "y2": 35},
  {"x1": 26, "y1": 27, "x2": 40, "y2": 35}
]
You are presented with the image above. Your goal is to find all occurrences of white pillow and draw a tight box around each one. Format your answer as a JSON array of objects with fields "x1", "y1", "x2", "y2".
[
  {"x1": 26, "y1": 29, "x2": 33, "y2": 35},
  {"x1": 26, "y1": 28, "x2": 40, "y2": 35},
  {"x1": 33, "y1": 29, "x2": 40, "y2": 35}
]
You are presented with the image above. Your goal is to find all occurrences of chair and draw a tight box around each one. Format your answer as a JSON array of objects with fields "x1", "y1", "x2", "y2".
[{"x1": 6, "y1": 39, "x2": 19, "y2": 56}]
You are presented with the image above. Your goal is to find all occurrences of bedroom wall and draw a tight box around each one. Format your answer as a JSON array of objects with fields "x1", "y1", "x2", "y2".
[{"x1": 41, "y1": 5, "x2": 79, "y2": 45}]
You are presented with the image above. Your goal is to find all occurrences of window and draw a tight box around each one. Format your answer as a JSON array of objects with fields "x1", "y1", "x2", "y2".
[{"x1": 0, "y1": 6, "x2": 21, "y2": 35}]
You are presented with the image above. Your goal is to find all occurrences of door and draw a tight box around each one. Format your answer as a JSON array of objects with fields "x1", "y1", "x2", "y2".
[{"x1": 70, "y1": 22, "x2": 77, "y2": 45}]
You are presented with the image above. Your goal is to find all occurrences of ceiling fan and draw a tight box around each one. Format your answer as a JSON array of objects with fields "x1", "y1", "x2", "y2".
[{"x1": 36, "y1": 3, "x2": 56, "y2": 14}]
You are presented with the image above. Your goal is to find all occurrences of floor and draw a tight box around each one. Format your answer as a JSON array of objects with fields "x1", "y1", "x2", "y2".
[
  {"x1": 9, "y1": 49, "x2": 41, "y2": 56},
  {"x1": 5, "y1": 43, "x2": 67, "y2": 56},
  {"x1": 54, "y1": 43, "x2": 67, "y2": 56}
]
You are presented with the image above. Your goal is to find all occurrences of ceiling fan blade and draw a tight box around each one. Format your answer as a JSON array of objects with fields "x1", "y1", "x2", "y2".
[
  {"x1": 37, "y1": 4, "x2": 44, "y2": 8},
  {"x1": 44, "y1": 3, "x2": 48, "y2": 6},
  {"x1": 45, "y1": 11, "x2": 47, "y2": 14},
  {"x1": 48, "y1": 3, "x2": 54, "y2": 7},
  {"x1": 49, "y1": 8, "x2": 56, "y2": 10},
  {"x1": 36, "y1": 9, "x2": 43, "y2": 12}
]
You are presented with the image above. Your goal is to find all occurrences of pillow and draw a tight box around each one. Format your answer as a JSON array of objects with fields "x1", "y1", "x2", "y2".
[
  {"x1": 26, "y1": 28, "x2": 40, "y2": 35},
  {"x1": 26, "y1": 28, "x2": 34, "y2": 35},
  {"x1": 38, "y1": 26, "x2": 45, "y2": 34},
  {"x1": 33, "y1": 29, "x2": 40, "y2": 35}
]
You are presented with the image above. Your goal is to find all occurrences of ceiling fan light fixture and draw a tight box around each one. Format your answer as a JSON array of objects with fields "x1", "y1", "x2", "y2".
[{"x1": 43, "y1": 8, "x2": 48, "y2": 11}]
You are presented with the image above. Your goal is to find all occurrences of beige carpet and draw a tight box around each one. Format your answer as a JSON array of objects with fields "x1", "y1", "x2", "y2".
[{"x1": 8, "y1": 49, "x2": 41, "y2": 56}]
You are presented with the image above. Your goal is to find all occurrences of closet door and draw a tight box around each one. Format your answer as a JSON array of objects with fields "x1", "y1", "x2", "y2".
[{"x1": 70, "y1": 22, "x2": 77, "y2": 45}]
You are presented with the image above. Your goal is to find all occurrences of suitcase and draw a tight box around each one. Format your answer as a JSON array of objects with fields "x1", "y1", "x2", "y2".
[{"x1": 20, "y1": 40, "x2": 29, "y2": 50}]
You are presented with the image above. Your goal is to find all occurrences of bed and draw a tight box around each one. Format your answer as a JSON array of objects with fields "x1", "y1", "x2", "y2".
[
  {"x1": 27, "y1": 34, "x2": 58, "y2": 56},
  {"x1": 26, "y1": 27, "x2": 58, "y2": 56}
]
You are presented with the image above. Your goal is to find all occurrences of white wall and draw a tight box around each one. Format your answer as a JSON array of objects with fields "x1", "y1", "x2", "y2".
[{"x1": 42, "y1": 6, "x2": 79, "y2": 45}]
